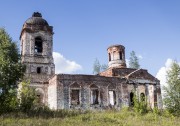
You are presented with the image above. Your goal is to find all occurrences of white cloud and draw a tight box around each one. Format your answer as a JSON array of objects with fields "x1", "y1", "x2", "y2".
[
  {"x1": 156, "y1": 58, "x2": 174, "y2": 97},
  {"x1": 138, "y1": 54, "x2": 143, "y2": 59},
  {"x1": 53, "y1": 52, "x2": 82, "y2": 74}
]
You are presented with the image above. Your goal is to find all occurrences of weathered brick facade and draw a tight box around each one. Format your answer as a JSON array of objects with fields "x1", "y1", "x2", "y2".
[
  {"x1": 21, "y1": 12, "x2": 163, "y2": 110},
  {"x1": 20, "y1": 12, "x2": 55, "y2": 105}
]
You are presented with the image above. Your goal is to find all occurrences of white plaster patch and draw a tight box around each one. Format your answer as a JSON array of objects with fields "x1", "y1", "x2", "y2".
[
  {"x1": 109, "y1": 91, "x2": 114, "y2": 105},
  {"x1": 48, "y1": 83, "x2": 57, "y2": 109}
]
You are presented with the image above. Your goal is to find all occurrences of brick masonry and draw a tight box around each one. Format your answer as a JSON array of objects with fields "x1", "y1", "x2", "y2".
[{"x1": 20, "y1": 12, "x2": 163, "y2": 110}]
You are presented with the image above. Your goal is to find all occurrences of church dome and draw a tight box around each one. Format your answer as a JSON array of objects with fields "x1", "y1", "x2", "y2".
[{"x1": 24, "y1": 12, "x2": 49, "y2": 26}]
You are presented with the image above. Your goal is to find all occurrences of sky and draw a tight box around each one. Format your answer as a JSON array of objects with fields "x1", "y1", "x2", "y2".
[{"x1": 1, "y1": 0, "x2": 180, "y2": 89}]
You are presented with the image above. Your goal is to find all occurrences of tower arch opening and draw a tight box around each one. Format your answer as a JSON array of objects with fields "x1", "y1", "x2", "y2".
[
  {"x1": 35, "y1": 37, "x2": 43, "y2": 53},
  {"x1": 119, "y1": 51, "x2": 122, "y2": 60},
  {"x1": 108, "y1": 53, "x2": 111, "y2": 61}
]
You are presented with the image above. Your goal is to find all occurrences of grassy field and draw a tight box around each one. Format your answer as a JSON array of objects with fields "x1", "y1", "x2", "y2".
[{"x1": 0, "y1": 109, "x2": 179, "y2": 126}]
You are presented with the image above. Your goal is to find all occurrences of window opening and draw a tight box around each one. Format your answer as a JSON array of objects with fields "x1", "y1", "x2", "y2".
[
  {"x1": 140, "y1": 93, "x2": 145, "y2": 102},
  {"x1": 71, "y1": 90, "x2": 80, "y2": 105},
  {"x1": 37, "y1": 67, "x2": 41, "y2": 74},
  {"x1": 35, "y1": 37, "x2": 43, "y2": 53},
  {"x1": 119, "y1": 52, "x2": 122, "y2": 60},
  {"x1": 36, "y1": 94, "x2": 41, "y2": 103},
  {"x1": 109, "y1": 91, "x2": 116, "y2": 105},
  {"x1": 130, "y1": 92, "x2": 134, "y2": 106},
  {"x1": 91, "y1": 89, "x2": 99, "y2": 105},
  {"x1": 109, "y1": 53, "x2": 111, "y2": 61}
]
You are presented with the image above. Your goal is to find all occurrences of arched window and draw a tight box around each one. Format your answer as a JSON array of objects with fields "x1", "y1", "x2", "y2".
[
  {"x1": 70, "y1": 83, "x2": 81, "y2": 105},
  {"x1": 109, "y1": 53, "x2": 111, "y2": 61},
  {"x1": 35, "y1": 88, "x2": 45, "y2": 104},
  {"x1": 90, "y1": 84, "x2": 99, "y2": 105},
  {"x1": 140, "y1": 93, "x2": 145, "y2": 102},
  {"x1": 119, "y1": 52, "x2": 122, "y2": 60},
  {"x1": 35, "y1": 37, "x2": 43, "y2": 53},
  {"x1": 108, "y1": 90, "x2": 116, "y2": 105},
  {"x1": 130, "y1": 92, "x2": 134, "y2": 106}
]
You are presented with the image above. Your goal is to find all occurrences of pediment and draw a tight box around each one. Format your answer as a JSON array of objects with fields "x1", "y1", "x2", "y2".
[
  {"x1": 70, "y1": 82, "x2": 80, "y2": 88},
  {"x1": 90, "y1": 84, "x2": 99, "y2": 89},
  {"x1": 108, "y1": 83, "x2": 116, "y2": 90},
  {"x1": 126, "y1": 69, "x2": 158, "y2": 82}
]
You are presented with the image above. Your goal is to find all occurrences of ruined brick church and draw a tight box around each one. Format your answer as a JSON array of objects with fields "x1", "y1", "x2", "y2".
[{"x1": 20, "y1": 12, "x2": 162, "y2": 110}]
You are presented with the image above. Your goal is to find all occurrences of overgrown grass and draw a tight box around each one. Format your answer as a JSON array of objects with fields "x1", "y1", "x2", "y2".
[{"x1": 0, "y1": 108, "x2": 179, "y2": 126}]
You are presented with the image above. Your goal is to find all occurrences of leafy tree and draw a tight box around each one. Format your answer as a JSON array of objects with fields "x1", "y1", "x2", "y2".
[
  {"x1": 163, "y1": 61, "x2": 180, "y2": 116},
  {"x1": 133, "y1": 92, "x2": 148, "y2": 114},
  {"x1": 93, "y1": 58, "x2": 108, "y2": 74},
  {"x1": 0, "y1": 28, "x2": 25, "y2": 112},
  {"x1": 19, "y1": 81, "x2": 37, "y2": 112},
  {"x1": 129, "y1": 51, "x2": 140, "y2": 69}
]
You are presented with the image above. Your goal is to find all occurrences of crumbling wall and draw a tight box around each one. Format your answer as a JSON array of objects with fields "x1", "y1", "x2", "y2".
[
  {"x1": 54, "y1": 75, "x2": 128, "y2": 110},
  {"x1": 48, "y1": 76, "x2": 57, "y2": 109},
  {"x1": 48, "y1": 74, "x2": 161, "y2": 110}
]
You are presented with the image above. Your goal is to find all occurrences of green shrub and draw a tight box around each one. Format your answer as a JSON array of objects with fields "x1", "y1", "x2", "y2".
[
  {"x1": 18, "y1": 81, "x2": 37, "y2": 112},
  {"x1": 133, "y1": 92, "x2": 148, "y2": 114}
]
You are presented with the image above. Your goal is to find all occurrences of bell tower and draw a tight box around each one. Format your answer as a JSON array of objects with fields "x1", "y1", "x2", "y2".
[
  {"x1": 107, "y1": 44, "x2": 126, "y2": 68},
  {"x1": 20, "y1": 12, "x2": 55, "y2": 101}
]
